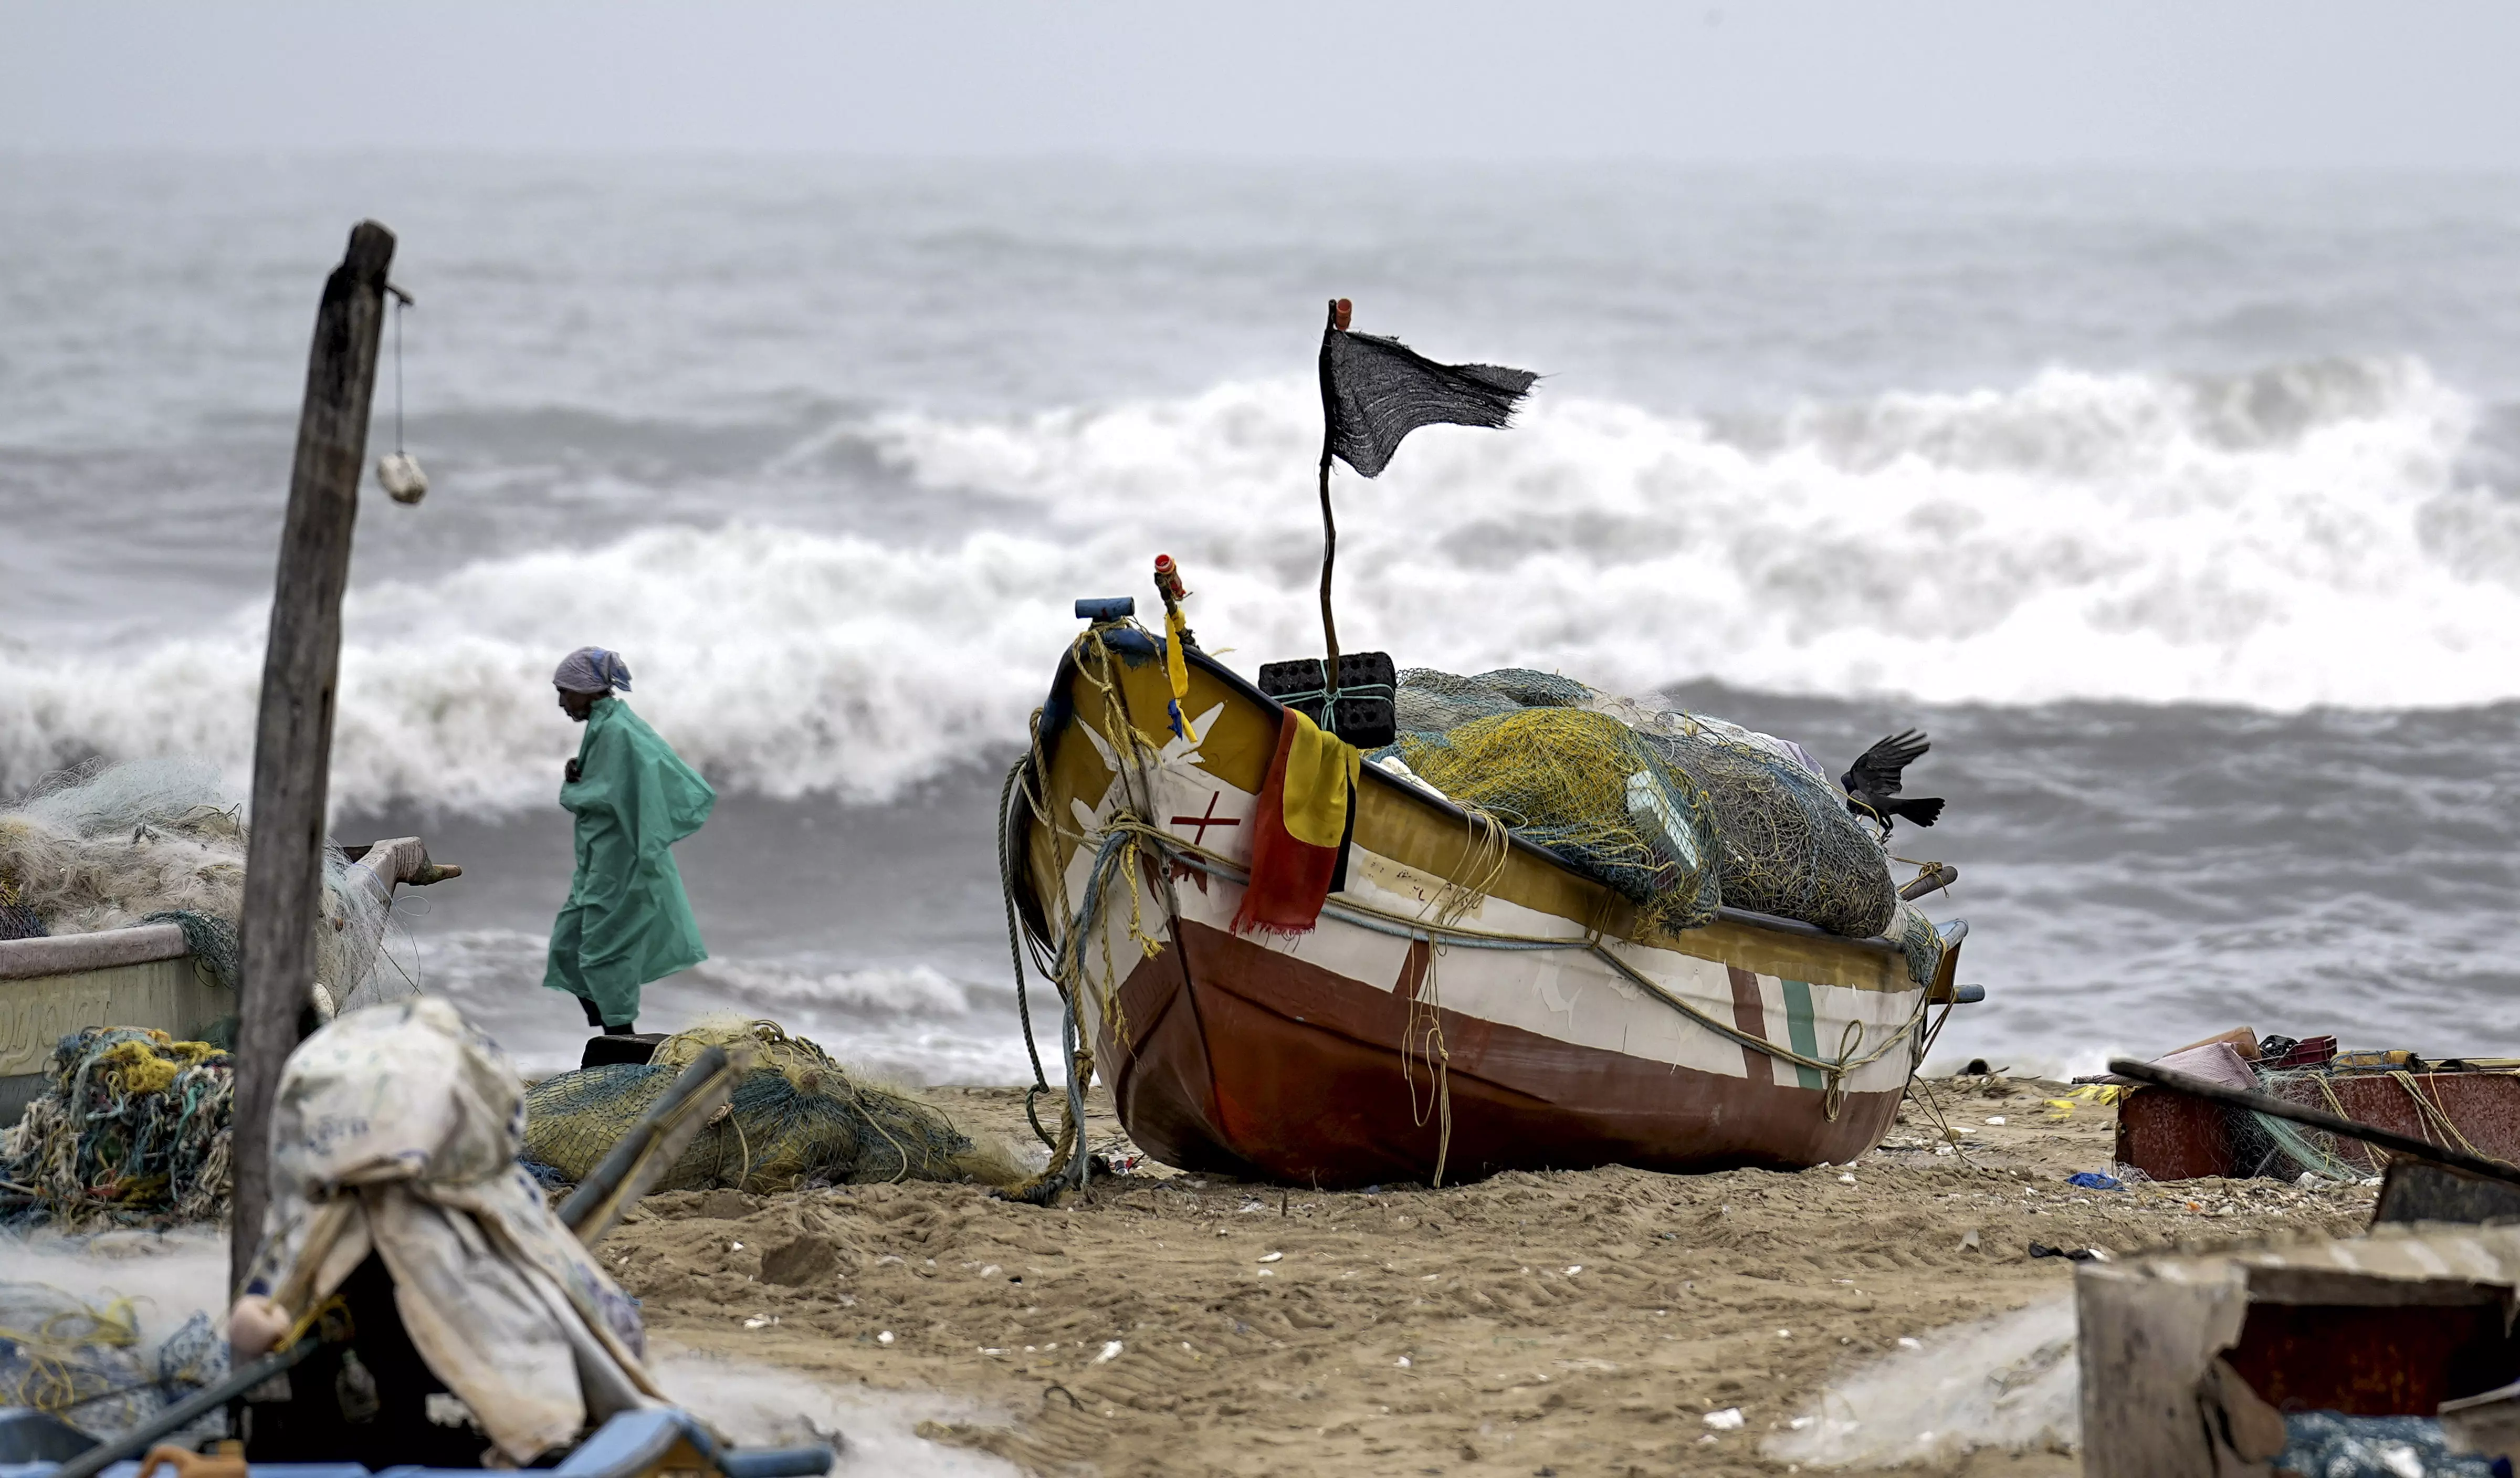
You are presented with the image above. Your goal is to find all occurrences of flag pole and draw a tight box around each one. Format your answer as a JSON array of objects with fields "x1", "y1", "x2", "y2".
[
  {"x1": 1315, "y1": 297, "x2": 1349, "y2": 683},
  {"x1": 1316, "y1": 457, "x2": 1339, "y2": 677}
]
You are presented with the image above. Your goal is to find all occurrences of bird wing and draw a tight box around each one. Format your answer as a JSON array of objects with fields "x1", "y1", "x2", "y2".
[{"x1": 1843, "y1": 730, "x2": 1930, "y2": 799}]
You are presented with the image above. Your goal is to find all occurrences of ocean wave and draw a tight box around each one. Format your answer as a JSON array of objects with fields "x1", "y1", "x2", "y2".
[{"x1": 6, "y1": 356, "x2": 2516, "y2": 812}]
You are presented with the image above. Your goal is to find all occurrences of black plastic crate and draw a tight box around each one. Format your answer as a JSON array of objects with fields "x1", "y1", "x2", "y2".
[
  {"x1": 581, "y1": 1032, "x2": 667, "y2": 1069},
  {"x1": 1256, "y1": 651, "x2": 1398, "y2": 748}
]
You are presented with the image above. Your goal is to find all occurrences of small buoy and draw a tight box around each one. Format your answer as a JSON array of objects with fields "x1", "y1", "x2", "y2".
[{"x1": 377, "y1": 451, "x2": 429, "y2": 505}]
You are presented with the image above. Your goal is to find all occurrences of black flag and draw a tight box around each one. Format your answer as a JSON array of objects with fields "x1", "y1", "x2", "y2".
[{"x1": 1318, "y1": 300, "x2": 1538, "y2": 478}]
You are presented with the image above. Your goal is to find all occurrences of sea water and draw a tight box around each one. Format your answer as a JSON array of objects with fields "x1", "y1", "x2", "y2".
[{"x1": 6, "y1": 155, "x2": 2519, "y2": 1079}]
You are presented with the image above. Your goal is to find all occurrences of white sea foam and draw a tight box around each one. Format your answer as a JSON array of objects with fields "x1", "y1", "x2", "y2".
[
  {"x1": 413, "y1": 927, "x2": 1029, "y2": 1084},
  {"x1": 685, "y1": 959, "x2": 980, "y2": 1018},
  {"x1": 6, "y1": 358, "x2": 2514, "y2": 814}
]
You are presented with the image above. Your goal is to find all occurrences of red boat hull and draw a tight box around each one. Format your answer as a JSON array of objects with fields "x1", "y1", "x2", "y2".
[{"x1": 1099, "y1": 917, "x2": 1903, "y2": 1188}]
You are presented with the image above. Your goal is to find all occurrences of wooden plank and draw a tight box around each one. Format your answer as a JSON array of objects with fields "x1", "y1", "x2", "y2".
[
  {"x1": 230, "y1": 221, "x2": 395, "y2": 1295},
  {"x1": 0, "y1": 923, "x2": 189, "y2": 980}
]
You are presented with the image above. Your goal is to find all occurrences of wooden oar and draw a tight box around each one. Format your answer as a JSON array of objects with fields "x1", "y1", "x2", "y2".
[
  {"x1": 48, "y1": 1339, "x2": 318, "y2": 1478},
  {"x1": 2108, "y1": 1056, "x2": 2520, "y2": 1190},
  {"x1": 557, "y1": 1045, "x2": 742, "y2": 1245}
]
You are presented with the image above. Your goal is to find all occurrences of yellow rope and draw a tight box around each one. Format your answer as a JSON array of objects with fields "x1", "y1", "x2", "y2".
[
  {"x1": 2311, "y1": 1076, "x2": 2385, "y2": 1175},
  {"x1": 1398, "y1": 944, "x2": 1456, "y2": 1187},
  {"x1": 1901, "y1": 1075, "x2": 1977, "y2": 1166},
  {"x1": 279, "y1": 1293, "x2": 348, "y2": 1353},
  {"x1": 0, "y1": 1295, "x2": 141, "y2": 1417},
  {"x1": 2388, "y1": 1068, "x2": 2505, "y2": 1166},
  {"x1": 1430, "y1": 803, "x2": 1512, "y2": 931}
]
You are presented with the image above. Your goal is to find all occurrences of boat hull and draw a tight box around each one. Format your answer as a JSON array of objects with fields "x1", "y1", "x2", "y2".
[
  {"x1": 1105, "y1": 915, "x2": 1903, "y2": 1186},
  {"x1": 1016, "y1": 631, "x2": 1950, "y2": 1188}
]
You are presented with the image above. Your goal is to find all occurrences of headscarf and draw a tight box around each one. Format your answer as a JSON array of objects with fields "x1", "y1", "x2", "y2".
[{"x1": 553, "y1": 647, "x2": 633, "y2": 695}]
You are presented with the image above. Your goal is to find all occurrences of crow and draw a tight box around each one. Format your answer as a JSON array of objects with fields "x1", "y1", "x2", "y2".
[{"x1": 1842, "y1": 729, "x2": 1945, "y2": 841}]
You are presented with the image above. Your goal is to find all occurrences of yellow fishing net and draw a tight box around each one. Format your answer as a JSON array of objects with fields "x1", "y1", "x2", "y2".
[
  {"x1": 0, "y1": 1028, "x2": 234, "y2": 1228},
  {"x1": 1399, "y1": 706, "x2": 1723, "y2": 936},
  {"x1": 89, "y1": 1037, "x2": 224, "y2": 1098}
]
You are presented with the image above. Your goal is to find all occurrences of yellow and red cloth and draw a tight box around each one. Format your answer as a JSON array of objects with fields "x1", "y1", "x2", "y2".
[{"x1": 1231, "y1": 708, "x2": 1361, "y2": 936}]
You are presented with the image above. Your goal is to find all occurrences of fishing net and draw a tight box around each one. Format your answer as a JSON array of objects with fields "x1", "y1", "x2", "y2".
[
  {"x1": 1888, "y1": 899, "x2": 1948, "y2": 991},
  {"x1": 0, "y1": 759, "x2": 411, "y2": 1010},
  {"x1": 1394, "y1": 704, "x2": 1724, "y2": 936},
  {"x1": 0, "y1": 873, "x2": 41, "y2": 941},
  {"x1": 2223, "y1": 1067, "x2": 2399, "y2": 1184},
  {"x1": 0, "y1": 1028, "x2": 235, "y2": 1228},
  {"x1": 0, "y1": 1284, "x2": 224, "y2": 1439},
  {"x1": 1622, "y1": 711, "x2": 1898, "y2": 940},
  {"x1": 1382, "y1": 670, "x2": 1914, "y2": 962},
  {"x1": 521, "y1": 1020, "x2": 1015, "y2": 1193}
]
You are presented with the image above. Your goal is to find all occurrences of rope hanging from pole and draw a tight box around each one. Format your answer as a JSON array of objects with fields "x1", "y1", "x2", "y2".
[{"x1": 376, "y1": 284, "x2": 427, "y2": 505}]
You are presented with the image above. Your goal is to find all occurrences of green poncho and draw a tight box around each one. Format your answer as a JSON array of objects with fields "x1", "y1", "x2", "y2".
[{"x1": 542, "y1": 698, "x2": 715, "y2": 1028}]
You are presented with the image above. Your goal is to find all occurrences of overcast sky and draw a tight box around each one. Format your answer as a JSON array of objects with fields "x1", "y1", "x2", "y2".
[{"x1": 7, "y1": 1, "x2": 2518, "y2": 167}]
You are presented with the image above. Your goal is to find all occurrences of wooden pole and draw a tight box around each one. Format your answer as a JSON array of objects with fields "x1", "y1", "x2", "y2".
[
  {"x1": 1317, "y1": 458, "x2": 1340, "y2": 679},
  {"x1": 1314, "y1": 296, "x2": 1350, "y2": 689},
  {"x1": 231, "y1": 221, "x2": 395, "y2": 1294}
]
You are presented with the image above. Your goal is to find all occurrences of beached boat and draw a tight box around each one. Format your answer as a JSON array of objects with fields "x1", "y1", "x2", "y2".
[
  {"x1": 0, "y1": 837, "x2": 451, "y2": 1120},
  {"x1": 1006, "y1": 618, "x2": 1970, "y2": 1189}
]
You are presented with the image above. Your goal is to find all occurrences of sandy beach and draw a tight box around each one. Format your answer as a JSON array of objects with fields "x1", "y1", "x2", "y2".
[{"x1": 608, "y1": 1074, "x2": 2376, "y2": 1476}]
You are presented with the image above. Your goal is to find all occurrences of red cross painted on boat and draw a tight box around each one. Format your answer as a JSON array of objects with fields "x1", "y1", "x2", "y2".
[{"x1": 1170, "y1": 792, "x2": 1242, "y2": 844}]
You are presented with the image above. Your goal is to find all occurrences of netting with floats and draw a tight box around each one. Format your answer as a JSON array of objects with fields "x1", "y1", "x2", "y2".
[
  {"x1": 1379, "y1": 669, "x2": 1942, "y2": 982},
  {"x1": 1394, "y1": 699, "x2": 1725, "y2": 936},
  {"x1": 522, "y1": 1020, "x2": 1008, "y2": 1193}
]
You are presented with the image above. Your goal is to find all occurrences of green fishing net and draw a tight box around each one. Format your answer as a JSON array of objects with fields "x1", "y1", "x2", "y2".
[
  {"x1": 1379, "y1": 669, "x2": 1932, "y2": 979},
  {"x1": 521, "y1": 1020, "x2": 1012, "y2": 1193}
]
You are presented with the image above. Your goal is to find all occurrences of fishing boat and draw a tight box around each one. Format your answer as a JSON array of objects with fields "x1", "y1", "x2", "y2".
[
  {"x1": 1006, "y1": 610, "x2": 1972, "y2": 1189},
  {"x1": 0, "y1": 837, "x2": 455, "y2": 1120}
]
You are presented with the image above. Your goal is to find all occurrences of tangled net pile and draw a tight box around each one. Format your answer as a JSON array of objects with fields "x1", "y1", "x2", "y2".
[
  {"x1": 0, "y1": 1029, "x2": 235, "y2": 1228},
  {"x1": 522, "y1": 1020, "x2": 1014, "y2": 1193},
  {"x1": 0, "y1": 758, "x2": 408, "y2": 1005},
  {"x1": 1383, "y1": 669, "x2": 1945, "y2": 982}
]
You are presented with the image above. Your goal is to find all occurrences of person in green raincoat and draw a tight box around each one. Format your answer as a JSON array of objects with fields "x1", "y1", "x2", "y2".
[{"x1": 542, "y1": 647, "x2": 715, "y2": 1033}]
